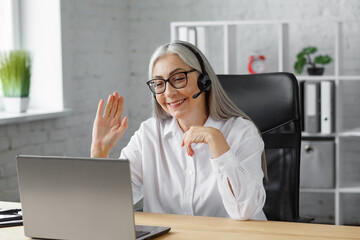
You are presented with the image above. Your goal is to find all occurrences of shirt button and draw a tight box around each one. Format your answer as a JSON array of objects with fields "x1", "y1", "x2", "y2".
[{"x1": 189, "y1": 171, "x2": 193, "y2": 175}]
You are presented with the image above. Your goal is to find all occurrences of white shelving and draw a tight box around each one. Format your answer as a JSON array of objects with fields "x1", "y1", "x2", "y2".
[
  {"x1": 339, "y1": 128, "x2": 360, "y2": 137},
  {"x1": 171, "y1": 20, "x2": 360, "y2": 226},
  {"x1": 297, "y1": 76, "x2": 337, "y2": 81},
  {"x1": 300, "y1": 188, "x2": 336, "y2": 193},
  {"x1": 339, "y1": 187, "x2": 360, "y2": 193}
]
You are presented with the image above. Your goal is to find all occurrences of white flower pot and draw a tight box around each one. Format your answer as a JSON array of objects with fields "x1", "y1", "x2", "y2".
[{"x1": 3, "y1": 97, "x2": 30, "y2": 113}]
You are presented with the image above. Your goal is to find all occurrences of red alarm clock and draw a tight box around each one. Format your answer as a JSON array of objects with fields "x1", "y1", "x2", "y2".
[{"x1": 248, "y1": 54, "x2": 266, "y2": 74}]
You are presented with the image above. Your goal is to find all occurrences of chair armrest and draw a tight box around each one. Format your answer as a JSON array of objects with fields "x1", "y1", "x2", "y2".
[
  {"x1": 294, "y1": 216, "x2": 315, "y2": 223},
  {"x1": 134, "y1": 207, "x2": 143, "y2": 212}
]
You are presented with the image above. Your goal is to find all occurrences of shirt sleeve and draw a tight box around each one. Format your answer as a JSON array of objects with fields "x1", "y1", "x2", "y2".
[
  {"x1": 120, "y1": 124, "x2": 144, "y2": 205},
  {"x1": 210, "y1": 120, "x2": 266, "y2": 220}
]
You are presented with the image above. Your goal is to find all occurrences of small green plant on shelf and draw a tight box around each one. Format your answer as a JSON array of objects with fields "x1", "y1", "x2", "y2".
[
  {"x1": 0, "y1": 50, "x2": 31, "y2": 97},
  {"x1": 0, "y1": 50, "x2": 32, "y2": 113},
  {"x1": 294, "y1": 46, "x2": 332, "y2": 76}
]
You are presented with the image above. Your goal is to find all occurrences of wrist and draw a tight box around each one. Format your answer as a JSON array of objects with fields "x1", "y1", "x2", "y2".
[
  {"x1": 207, "y1": 128, "x2": 230, "y2": 159},
  {"x1": 91, "y1": 142, "x2": 110, "y2": 158}
]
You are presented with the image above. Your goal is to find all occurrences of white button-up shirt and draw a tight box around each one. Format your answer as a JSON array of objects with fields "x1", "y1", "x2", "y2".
[{"x1": 120, "y1": 116, "x2": 267, "y2": 220}]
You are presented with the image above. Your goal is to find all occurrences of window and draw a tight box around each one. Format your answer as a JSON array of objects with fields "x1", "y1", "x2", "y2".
[
  {"x1": 0, "y1": 0, "x2": 12, "y2": 51},
  {"x1": 0, "y1": 0, "x2": 69, "y2": 123},
  {"x1": 0, "y1": 0, "x2": 20, "y2": 105},
  {"x1": 0, "y1": 0, "x2": 19, "y2": 51}
]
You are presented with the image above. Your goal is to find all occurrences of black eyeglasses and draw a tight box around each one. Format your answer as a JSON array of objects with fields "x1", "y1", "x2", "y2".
[{"x1": 146, "y1": 69, "x2": 197, "y2": 94}]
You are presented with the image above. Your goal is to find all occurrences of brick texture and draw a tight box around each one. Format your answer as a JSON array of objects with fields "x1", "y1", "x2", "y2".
[{"x1": 0, "y1": 0, "x2": 359, "y2": 202}]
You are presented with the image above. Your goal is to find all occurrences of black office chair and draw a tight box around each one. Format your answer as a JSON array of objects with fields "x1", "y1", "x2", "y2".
[{"x1": 218, "y1": 72, "x2": 307, "y2": 222}]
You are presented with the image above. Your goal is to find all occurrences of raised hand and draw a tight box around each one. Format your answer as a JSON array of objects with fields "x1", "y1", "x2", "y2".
[
  {"x1": 181, "y1": 126, "x2": 230, "y2": 159},
  {"x1": 91, "y1": 92, "x2": 128, "y2": 158}
]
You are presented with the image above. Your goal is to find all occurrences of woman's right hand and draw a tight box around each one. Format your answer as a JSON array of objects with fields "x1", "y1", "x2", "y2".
[{"x1": 91, "y1": 92, "x2": 128, "y2": 158}]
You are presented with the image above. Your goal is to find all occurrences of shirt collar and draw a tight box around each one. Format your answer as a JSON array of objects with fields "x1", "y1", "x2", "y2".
[
  {"x1": 204, "y1": 115, "x2": 222, "y2": 129},
  {"x1": 164, "y1": 117, "x2": 182, "y2": 137},
  {"x1": 164, "y1": 115, "x2": 222, "y2": 137}
]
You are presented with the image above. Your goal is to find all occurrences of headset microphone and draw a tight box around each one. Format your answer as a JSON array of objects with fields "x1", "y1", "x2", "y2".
[
  {"x1": 192, "y1": 91, "x2": 203, "y2": 99},
  {"x1": 192, "y1": 75, "x2": 211, "y2": 99},
  {"x1": 176, "y1": 41, "x2": 212, "y2": 100}
]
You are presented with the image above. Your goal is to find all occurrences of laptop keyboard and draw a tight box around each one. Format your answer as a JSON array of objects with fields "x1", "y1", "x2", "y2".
[{"x1": 136, "y1": 230, "x2": 150, "y2": 239}]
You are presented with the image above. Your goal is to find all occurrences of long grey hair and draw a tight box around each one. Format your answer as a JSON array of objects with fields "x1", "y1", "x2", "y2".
[{"x1": 148, "y1": 41, "x2": 267, "y2": 178}]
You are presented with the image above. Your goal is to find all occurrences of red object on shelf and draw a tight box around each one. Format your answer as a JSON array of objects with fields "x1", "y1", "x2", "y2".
[{"x1": 248, "y1": 54, "x2": 266, "y2": 74}]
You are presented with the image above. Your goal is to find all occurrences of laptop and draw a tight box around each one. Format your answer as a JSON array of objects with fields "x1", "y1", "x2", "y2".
[{"x1": 16, "y1": 155, "x2": 170, "y2": 240}]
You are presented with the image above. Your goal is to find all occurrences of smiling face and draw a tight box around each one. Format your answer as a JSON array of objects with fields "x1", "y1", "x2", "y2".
[{"x1": 152, "y1": 53, "x2": 208, "y2": 128}]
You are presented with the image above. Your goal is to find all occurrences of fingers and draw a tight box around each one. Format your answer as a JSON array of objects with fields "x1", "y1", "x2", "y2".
[
  {"x1": 181, "y1": 138, "x2": 194, "y2": 156},
  {"x1": 186, "y1": 143, "x2": 194, "y2": 157},
  {"x1": 182, "y1": 127, "x2": 212, "y2": 157},
  {"x1": 182, "y1": 132, "x2": 195, "y2": 157},
  {"x1": 103, "y1": 92, "x2": 124, "y2": 118},
  {"x1": 110, "y1": 92, "x2": 119, "y2": 118},
  {"x1": 116, "y1": 116, "x2": 128, "y2": 135},
  {"x1": 104, "y1": 94, "x2": 114, "y2": 117},
  {"x1": 96, "y1": 99, "x2": 104, "y2": 119},
  {"x1": 186, "y1": 142, "x2": 195, "y2": 157},
  {"x1": 115, "y1": 96, "x2": 124, "y2": 122},
  {"x1": 121, "y1": 116, "x2": 128, "y2": 129}
]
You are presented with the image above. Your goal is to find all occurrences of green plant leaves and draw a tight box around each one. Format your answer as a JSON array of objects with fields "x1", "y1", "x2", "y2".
[
  {"x1": 293, "y1": 46, "x2": 332, "y2": 74},
  {"x1": 314, "y1": 55, "x2": 332, "y2": 65},
  {"x1": 0, "y1": 50, "x2": 31, "y2": 97},
  {"x1": 294, "y1": 56, "x2": 307, "y2": 75},
  {"x1": 301, "y1": 46, "x2": 317, "y2": 55}
]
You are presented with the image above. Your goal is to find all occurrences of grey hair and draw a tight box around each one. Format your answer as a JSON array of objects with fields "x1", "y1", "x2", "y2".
[
  {"x1": 148, "y1": 40, "x2": 267, "y2": 179},
  {"x1": 148, "y1": 40, "x2": 250, "y2": 121}
]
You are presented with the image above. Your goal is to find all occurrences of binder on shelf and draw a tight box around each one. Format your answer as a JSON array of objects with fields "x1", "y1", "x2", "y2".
[
  {"x1": 300, "y1": 140, "x2": 335, "y2": 189},
  {"x1": 320, "y1": 81, "x2": 335, "y2": 134},
  {"x1": 178, "y1": 27, "x2": 188, "y2": 41},
  {"x1": 299, "y1": 81, "x2": 306, "y2": 132},
  {"x1": 187, "y1": 27, "x2": 197, "y2": 46},
  {"x1": 177, "y1": 27, "x2": 206, "y2": 55},
  {"x1": 196, "y1": 27, "x2": 206, "y2": 55},
  {"x1": 304, "y1": 81, "x2": 320, "y2": 133},
  {"x1": 178, "y1": 27, "x2": 197, "y2": 46}
]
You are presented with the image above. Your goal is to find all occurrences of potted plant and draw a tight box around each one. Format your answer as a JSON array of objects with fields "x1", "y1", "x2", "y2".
[
  {"x1": 0, "y1": 50, "x2": 31, "y2": 113},
  {"x1": 294, "y1": 46, "x2": 332, "y2": 76}
]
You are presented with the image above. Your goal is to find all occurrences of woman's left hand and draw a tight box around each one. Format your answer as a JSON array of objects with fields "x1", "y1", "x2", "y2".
[{"x1": 181, "y1": 126, "x2": 230, "y2": 158}]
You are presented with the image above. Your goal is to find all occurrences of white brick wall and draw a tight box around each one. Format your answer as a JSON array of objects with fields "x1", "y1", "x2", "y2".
[
  {"x1": 0, "y1": 0, "x2": 130, "y2": 201},
  {"x1": 1, "y1": 0, "x2": 359, "y2": 202},
  {"x1": 128, "y1": 0, "x2": 360, "y2": 124},
  {"x1": 127, "y1": 0, "x2": 360, "y2": 224}
]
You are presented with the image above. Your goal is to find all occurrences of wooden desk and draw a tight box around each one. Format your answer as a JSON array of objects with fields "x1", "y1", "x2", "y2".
[{"x1": 1, "y1": 202, "x2": 359, "y2": 240}]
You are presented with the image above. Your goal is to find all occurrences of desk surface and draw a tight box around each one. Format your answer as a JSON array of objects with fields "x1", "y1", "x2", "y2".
[{"x1": 1, "y1": 201, "x2": 359, "y2": 240}]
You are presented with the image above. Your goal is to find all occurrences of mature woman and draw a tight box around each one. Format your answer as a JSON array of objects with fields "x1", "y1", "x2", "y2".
[{"x1": 91, "y1": 41, "x2": 267, "y2": 220}]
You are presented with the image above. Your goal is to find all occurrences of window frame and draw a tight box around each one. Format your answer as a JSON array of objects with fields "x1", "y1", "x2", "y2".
[{"x1": 0, "y1": 0, "x2": 71, "y2": 122}]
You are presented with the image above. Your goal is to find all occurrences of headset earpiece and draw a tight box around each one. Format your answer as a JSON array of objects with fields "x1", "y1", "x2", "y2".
[
  {"x1": 192, "y1": 74, "x2": 212, "y2": 99},
  {"x1": 198, "y1": 74, "x2": 211, "y2": 92},
  {"x1": 175, "y1": 41, "x2": 212, "y2": 98}
]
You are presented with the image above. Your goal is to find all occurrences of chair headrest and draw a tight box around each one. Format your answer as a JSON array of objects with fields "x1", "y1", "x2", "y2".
[{"x1": 218, "y1": 72, "x2": 301, "y2": 133}]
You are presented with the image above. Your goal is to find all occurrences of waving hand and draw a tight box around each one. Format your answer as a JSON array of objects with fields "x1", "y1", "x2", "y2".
[{"x1": 91, "y1": 92, "x2": 128, "y2": 158}]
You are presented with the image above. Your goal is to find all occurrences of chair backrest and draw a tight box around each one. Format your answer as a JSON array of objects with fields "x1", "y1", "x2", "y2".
[{"x1": 218, "y1": 72, "x2": 301, "y2": 222}]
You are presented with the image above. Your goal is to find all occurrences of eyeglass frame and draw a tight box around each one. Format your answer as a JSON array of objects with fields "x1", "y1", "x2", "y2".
[{"x1": 146, "y1": 69, "x2": 197, "y2": 94}]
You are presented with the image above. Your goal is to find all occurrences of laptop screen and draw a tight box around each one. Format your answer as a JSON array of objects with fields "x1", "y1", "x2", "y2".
[{"x1": 16, "y1": 155, "x2": 137, "y2": 240}]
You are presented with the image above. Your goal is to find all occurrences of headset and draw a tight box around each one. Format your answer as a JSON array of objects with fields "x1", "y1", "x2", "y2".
[{"x1": 176, "y1": 42, "x2": 212, "y2": 99}]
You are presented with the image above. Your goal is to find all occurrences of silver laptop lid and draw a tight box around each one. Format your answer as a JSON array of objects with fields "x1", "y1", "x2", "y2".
[{"x1": 16, "y1": 155, "x2": 136, "y2": 240}]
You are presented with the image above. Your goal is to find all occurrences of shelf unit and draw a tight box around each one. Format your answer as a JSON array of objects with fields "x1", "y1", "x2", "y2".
[{"x1": 171, "y1": 20, "x2": 360, "y2": 225}]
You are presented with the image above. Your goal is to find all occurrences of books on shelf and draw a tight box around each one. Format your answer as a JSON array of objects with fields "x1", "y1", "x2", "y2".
[
  {"x1": 177, "y1": 26, "x2": 206, "y2": 54},
  {"x1": 300, "y1": 140, "x2": 335, "y2": 189},
  {"x1": 320, "y1": 81, "x2": 335, "y2": 134},
  {"x1": 303, "y1": 81, "x2": 320, "y2": 133},
  {"x1": 178, "y1": 26, "x2": 197, "y2": 45},
  {"x1": 302, "y1": 80, "x2": 335, "y2": 134}
]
